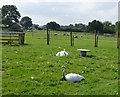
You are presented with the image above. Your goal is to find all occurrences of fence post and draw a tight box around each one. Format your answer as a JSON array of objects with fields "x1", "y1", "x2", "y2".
[
  {"x1": 73, "y1": 34, "x2": 74, "y2": 46},
  {"x1": 96, "y1": 31, "x2": 99, "y2": 47},
  {"x1": 97, "y1": 35, "x2": 98, "y2": 47},
  {"x1": 115, "y1": 21, "x2": 120, "y2": 48},
  {"x1": 94, "y1": 30, "x2": 98, "y2": 47},
  {"x1": 117, "y1": 31, "x2": 119, "y2": 48},
  {"x1": 70, "y1": 31, "x2": 74, "y2": 46},
  {"x1": 19, "y1": 33, "x2": 25, "y2": 44},
  {"x1": 9, "y1": 33, "x2": 12, "y2": 45},
  {"x1": 47, "y1": 27, "x2": 50, "y2": 45}
]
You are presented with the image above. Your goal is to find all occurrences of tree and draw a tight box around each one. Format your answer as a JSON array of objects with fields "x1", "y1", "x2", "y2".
[
  {"x1": 88, "y1": 20, "x2": 103, "y2": 47},
  {"x1": 47, "y1": 21, "x2": 60, "y2": 30},
  {"x1": 59, "y1": 23, "x2": 87, "y2": 32},
  {"x1": 103, "y1": 21, "x2": 115, "y2": 34},
  {"x1": 32, "y1": 24, "x2": 39, "y2": 29},
  {"x1": 20, "y1": 16, "x2": 32, "y2": 29},
  {"x1": 74, "y1": 23, "x2": 87, "y2": 32},
  {"x1": 69, "y1": 24, "x2": 74, "y2": 28},
  {"x1": 1, "y1": 5, "x2": 21, "y2": 27},
  {"x1": 88, "y1": 20, "x2": 103, "y2": 34}
]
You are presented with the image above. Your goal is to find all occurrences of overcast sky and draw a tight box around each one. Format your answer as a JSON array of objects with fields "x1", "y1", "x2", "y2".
[{"x1": 0, "y1": 0, "x2": 119, "y2": 25}]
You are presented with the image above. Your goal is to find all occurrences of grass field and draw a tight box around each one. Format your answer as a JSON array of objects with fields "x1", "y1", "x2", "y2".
[{"x1": 1, "y1": 30, "x2": 119, "y2": 95}]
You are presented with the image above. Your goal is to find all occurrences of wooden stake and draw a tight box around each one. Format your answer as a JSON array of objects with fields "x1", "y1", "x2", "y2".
[
  {"x1": 73, "y1": 35, "x2": 74, "y2": 46},
  {"x1": 94, "y1": 30, "x2": 97, "y2": 47},
  {"x1": 70, "y1": 31, "x2": 74, "y2": 46},
  {"x1": 19, "y1": 33, "x2": 25, "y2": 44},
  {"x1": 47, "y1": 27, "x2": 50, "y2": 45},
  {"x1": 97, "y1": 35, "x2": 98, "y2": 47},
  {"x1": 117, "y1": 32, "x2": 119, "y2": 48}
]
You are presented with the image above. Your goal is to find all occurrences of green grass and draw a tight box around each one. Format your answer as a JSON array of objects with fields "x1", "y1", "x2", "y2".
[{"x1": 1, "y1": 30, "x2": 118, "y2": 95}]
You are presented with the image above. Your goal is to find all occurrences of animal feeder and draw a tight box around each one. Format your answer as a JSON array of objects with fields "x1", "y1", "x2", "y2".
[{"x1": 77, "y1": 49, "x2": 91, "y2": 57}]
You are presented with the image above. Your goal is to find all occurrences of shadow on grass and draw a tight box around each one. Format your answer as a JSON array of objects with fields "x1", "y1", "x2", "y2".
[
  {"x1": 7, "y1": 43, "x2": 31, "y2": 46},
  {"x1": 86, "y1": 55, "x2": 96, "y2": 58},
  {"x1": 85, "y1": 55, "x2": 96, "y2": 58},
  {"x1": 60, "y1": 77, "x2": 85, "y2": 83}
]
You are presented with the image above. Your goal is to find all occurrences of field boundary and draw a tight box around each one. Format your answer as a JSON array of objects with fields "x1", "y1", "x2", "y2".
[{"x1": 0, "y1": 32, "x2": 25, "y2": 45}]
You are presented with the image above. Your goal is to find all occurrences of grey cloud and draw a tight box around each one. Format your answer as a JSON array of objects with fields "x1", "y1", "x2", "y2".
[{"x1": 16, "y1": 2, "x2": 117, "y2": 25}]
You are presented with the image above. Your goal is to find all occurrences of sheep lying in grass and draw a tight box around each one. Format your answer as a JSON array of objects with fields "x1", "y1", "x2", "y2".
[{"x1": 56, "y1": 49, "x2": 68, "y2": 56}]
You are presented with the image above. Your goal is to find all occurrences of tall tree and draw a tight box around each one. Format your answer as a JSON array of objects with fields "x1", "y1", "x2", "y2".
[
  {"x1": 20, "y1": 16, "x2": 32, "y2": 29},
  {"x1": 1, "y1": 5, "x2": 21, "y2": 27},
  {"x1": 47, "y1": 21, "x2": 60, "y2": 30},
  {"x1": 88, "y1": 20, "x2": 103, "y2": 34}
]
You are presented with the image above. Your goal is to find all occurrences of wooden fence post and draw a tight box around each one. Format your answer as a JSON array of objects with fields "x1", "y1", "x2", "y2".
[
  {"x1": 97, "y1": 35, "x2": 98, "y2": 47},
  {"x1": 94, "y1": 30, "x2": 98, "y2": 47},
  {"x1": 117, "y1": 2, "x2": 120, "y2": 48},
  {"x1": 117, "y1": 31, "x2": 120, "y2": 48},
  {"x1": 19, "y1": 33, "x2": 25, "y2": 44},
  {"x1": 70, "y1": 31, "x2": 74, "y2": 46},
  {"x1": 9, "y1": 33, "x2": 12, "y2": 45},
  {"x1": 47, "y1": 27, "x2": 50, "y2": 45},
  {"x1": 96, "y1": 31, "x2": 99, "y2": 47},
  {"x1": 115, "y1": 21, "x2": 120, "y2": 48},
  {"x1": 73, "y1": 34, "x2": 74, "y2": 46}
]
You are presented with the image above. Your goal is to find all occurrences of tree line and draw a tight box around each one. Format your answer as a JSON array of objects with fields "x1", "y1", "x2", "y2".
[
  {"x1": 46, "y1": 20, "x2": 115, "y2": 34},
  {"x1": 0, "y1": 5, "x2": 118, "y2": 34}
]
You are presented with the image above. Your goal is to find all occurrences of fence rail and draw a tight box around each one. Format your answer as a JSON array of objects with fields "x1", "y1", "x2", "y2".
[{"x1": 0, "y1": 32, "x2": 25, "y2": 45}]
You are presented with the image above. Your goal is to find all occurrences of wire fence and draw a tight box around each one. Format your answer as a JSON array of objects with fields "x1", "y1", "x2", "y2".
[{"x1": 25, "y1": 30, "x2": 117, "y2": 48}]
